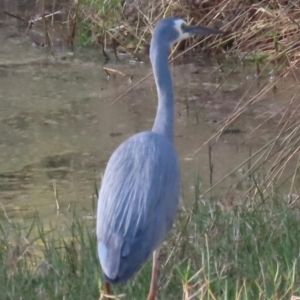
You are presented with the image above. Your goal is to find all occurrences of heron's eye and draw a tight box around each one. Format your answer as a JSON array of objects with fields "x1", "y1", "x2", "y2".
[{"x1": 181, "y1": 23, "x2": 187, "y2": 31}]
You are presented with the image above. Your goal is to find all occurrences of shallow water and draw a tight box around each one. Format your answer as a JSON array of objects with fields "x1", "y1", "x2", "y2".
[{"x1": 0, "y1": 14, "x2": 298, "y2": 223}]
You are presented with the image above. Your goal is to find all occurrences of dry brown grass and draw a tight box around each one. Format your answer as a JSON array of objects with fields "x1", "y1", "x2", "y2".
[
  {"x1": 5, "y1": 1, "x2": 300, "y2": 64},
  {"x1": 80, "y1": 1, "x2": 300, "y2": 63}
]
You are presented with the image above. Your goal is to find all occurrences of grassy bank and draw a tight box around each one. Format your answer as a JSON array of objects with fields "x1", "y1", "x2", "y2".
[
  {"x1": 1, "y1": 190, "x2": 300, "y2": 300},
  {"x1": 78, "y1": 0, "x2": 300, "y2": 63},
  {"x1": 4, "y1": 1, "x2": 300, "y2": 64}
]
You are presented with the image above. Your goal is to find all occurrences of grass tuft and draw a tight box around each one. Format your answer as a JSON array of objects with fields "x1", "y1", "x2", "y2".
[{"x1": 1, "y1": 187, "x2": 300, "y2": 299}]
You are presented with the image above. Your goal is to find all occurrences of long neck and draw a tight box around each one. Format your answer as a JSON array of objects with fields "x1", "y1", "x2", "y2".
[{"x1": 150, "y1": 42, "x2": 174, "y2": 142}]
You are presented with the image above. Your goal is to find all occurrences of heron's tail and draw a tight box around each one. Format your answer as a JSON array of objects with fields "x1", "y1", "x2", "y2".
[{"x1": 97, "y1": 234, "x2": 122, "y2": 282}]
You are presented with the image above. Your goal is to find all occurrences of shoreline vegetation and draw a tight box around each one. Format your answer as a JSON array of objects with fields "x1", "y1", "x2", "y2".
[
  {"x1": 2, "y1": 1, "x2": 300, "y2": 65},
  {"x1": 2, "y1": 193, "x2": 300, "y2": 299},
  {"x1": 2, "y1": 1, "x2": 300, "y2": 299}
]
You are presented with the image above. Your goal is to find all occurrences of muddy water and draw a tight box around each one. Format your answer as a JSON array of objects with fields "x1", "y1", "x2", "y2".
[{"x1": 0, "y1": 21, "x2": 296, "y2": 223}]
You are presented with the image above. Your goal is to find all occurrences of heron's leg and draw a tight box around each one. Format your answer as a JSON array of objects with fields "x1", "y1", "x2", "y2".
[
  {"x1": 147, "y1": 248, "x2": 160, "y2": 300},
  {"x1": 104, "y1": 281, "x2": 111, "y2": 298}
]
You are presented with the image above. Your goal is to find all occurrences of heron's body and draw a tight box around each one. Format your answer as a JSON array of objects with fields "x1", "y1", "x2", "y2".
[
  {"x1": 96, "y1": 17, "x2": 222, "y2": 299},
  {"x1": 97, "y1": 131, "x2": 179, "y2": 283}
]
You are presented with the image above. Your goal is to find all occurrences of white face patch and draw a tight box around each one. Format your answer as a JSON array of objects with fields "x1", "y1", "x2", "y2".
[{"x1": 172, "y1": 19, "x2": 190, "y2": 44}]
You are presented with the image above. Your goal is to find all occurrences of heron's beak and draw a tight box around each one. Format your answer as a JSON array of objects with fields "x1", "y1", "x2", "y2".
[{"x1": 186, "y1": 25, "x2": 223, "y2": 36}]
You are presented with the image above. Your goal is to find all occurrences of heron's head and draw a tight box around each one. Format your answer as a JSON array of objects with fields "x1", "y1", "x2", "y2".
[{"x1": 152, "y1": 17, "x2": 222, "y2": 47}]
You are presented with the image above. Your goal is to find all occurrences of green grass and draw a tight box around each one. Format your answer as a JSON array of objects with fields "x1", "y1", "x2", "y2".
[
  {"x1": 76, "y1": 0, "x2": 124, "y2": 47},
  {"x1": 1, "y1": 190, "x2": 300, "y2": 299}
]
